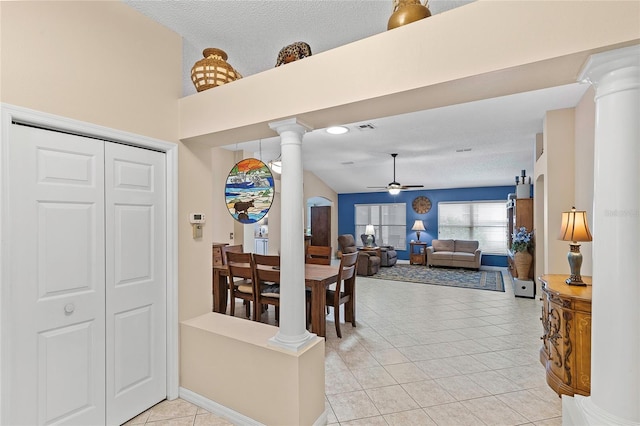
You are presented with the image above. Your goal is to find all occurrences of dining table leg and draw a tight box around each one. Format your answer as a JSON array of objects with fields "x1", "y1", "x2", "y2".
[
  {"x1": 212, "y1": 269, "x2": 228, "y2": 313},
  {"x1": 311, "y1": 282, "x2": 326, "y2": 338}
]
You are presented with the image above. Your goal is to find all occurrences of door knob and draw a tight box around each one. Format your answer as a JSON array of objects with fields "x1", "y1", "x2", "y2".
[{"x1": 64, "y1": 303, "x2": 75, "y2": 314}]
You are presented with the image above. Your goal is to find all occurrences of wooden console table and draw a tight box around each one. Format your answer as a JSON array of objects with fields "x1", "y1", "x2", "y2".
[
  {"x1": 539, "y1": 274, "x2": 592, "y2": 397},
  {"x1": 409, "y1": 242, "x2": 427, "y2": 265}
]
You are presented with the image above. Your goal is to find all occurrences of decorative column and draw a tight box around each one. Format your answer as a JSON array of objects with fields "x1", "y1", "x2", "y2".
[
  {"x1": 565, "y1": 45, "x2": 640, "y2": 425},
  {"x1": 267, "y1": 118, "x2": 315, "y2": 351}
]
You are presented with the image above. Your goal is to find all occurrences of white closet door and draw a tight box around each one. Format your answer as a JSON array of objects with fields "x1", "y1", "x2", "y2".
[
  {"x1": 7, "y1": 125, "x2": 167, "y2": 426},
  {"x1": 7, "y1": 124, "x2": 106, "y2": 425},
  {"x1": 105, "y1": 143, "x2": 166, "y2": 425}
]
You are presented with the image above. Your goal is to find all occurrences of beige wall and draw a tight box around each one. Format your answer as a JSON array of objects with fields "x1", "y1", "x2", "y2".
[
  {"x1": 542, "y1": 108, "x2": 577, "y2": 275},
  {"x1": 574, "y1": 87, "x2": 596, "y2": 277},
  {"x1": 181, "y1": 314, "x2": 325, "y2": 425},
  {"x1": 533, "y1": 88, "x2": 597, "y2": 279},
  {"x1": 179, "y1": 1, "x2": 640, "y2": 147},
  {"x1": 0, "y1": 1, "x2": 181, "y2": 142}
]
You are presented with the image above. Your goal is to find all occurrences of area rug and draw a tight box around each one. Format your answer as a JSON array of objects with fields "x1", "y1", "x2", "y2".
[{"x1": 369, "y1": 264, "x2": 505, "y2": 292}]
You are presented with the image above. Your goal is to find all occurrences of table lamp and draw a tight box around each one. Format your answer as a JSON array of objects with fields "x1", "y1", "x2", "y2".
[
  {"x1": 365, "y1": 224, "x2": 375, "y2": 247},
  {"x1": 559, "y1": 207, "x2": 592, "y2": 285},
  {"x1": 412, "y1": 220, "x2": 426, "y2": 241}
]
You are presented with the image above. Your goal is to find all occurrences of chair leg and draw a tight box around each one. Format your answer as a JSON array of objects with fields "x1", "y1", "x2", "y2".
[
  {"x1": 275, "y1": 306, "x2": 279, "y2": 322},
  {"x1": 333, "y1": 305, "x2": 342, "y2": 338},
  {"x1": 230, "y1": 292, "x2": 236, "y2": 317},
  {"x1": 346, "y1": 299, "x2": 356, "y2": 328},
  {"x1": 251, "y1": 299, "x2": 259, "y2": 321},
  {"x1": 246, "y1": 300, "x2": 252, "y2": 319}
]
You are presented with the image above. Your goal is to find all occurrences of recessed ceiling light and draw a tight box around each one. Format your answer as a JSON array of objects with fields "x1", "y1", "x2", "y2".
[{"x1": 326, "y1": 126, "x2": 349, "y2": 135}]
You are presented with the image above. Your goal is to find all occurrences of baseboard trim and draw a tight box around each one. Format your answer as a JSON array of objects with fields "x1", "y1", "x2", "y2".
[{"x1": 179, "y1": 387, "x2": 328, "y2": 426}]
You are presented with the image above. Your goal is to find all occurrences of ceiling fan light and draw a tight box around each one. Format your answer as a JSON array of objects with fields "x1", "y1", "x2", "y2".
[
  {"x1": 326, "y1": 126, "x2": 349, "y2": 135},
  {"x1": 388, "y1": 187, "x2": 401, "y2": 195}
]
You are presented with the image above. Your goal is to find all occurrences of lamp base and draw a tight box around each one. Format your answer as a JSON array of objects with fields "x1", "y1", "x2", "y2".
[
  {"x1": 366, "y1": 235, "x2": 374, "y2": 248},
  {"x1": 566, "y1": 243, "x2": 586, "y2": 286},
  {"x1": 565, "y1": 275, "x2": 587, "y2": 286}
]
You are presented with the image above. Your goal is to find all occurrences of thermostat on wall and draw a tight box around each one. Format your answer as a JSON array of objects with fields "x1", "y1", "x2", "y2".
[{"x1": 189, "y1": 213, "x2": 206, "y2": 224}]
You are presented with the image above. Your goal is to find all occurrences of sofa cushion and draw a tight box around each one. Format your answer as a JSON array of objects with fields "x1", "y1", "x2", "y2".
[
  {"x1": 432, "y1": 239, "x2": 455, "y2": 252},
  {"x1": 451, "y1": 252, "x2": 476, "y2": 261},
  {"x1": 454, "y1": 240, "x2": 479, "y2": 253},
  {"x1": 431, "y1": 251, "x2": 453, "y2": 260}
]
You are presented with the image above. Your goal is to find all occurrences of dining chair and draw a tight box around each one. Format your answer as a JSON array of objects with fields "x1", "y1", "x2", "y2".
[
  {"x1": 225, "y1": 251, "x2": 258, "y2": 320},
  {"x1": 305, "y1": 245, "x2": 332, "y2": 315},
  {"x1": 221, "y1": 244, "x2": 244, "y2": 264},
  {"x1": 252, "y1": 254, "x2": 281, "y2": 323},
  {"x1": 326, "y1": 251, "x2": 358, "y2": 338},
  {"x1": 305, "y1": 245, "x2": 331, "y2": 265}
]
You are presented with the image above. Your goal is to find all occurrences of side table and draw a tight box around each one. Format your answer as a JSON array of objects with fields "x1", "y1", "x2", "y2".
[
  {"x1": 409, "y1": 242, "x2": 427, "y2": 265},
  {"x1": 360, "y1": 246, "x2": 381, "y2": 258}
]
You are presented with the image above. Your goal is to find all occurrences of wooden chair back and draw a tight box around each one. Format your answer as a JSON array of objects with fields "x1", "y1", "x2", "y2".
[
  {"x1": 221, "y1": 244, "x2": 244, "y2": 265},
  {"x1": 306, "y1": 245, "x2": 331, "y2": 265},
  {"x1": 327, "y1": 251, "x2": 358, "y2": 338},
  {"x1": 253, "y1": 254, "x2": 281, "y2": 323},
  {"x1": 253, "y1": 254, "x2": 280, "y2": 285},
  {"x1": 225, "y1": 251, "x2": 257, "y2": 320}
]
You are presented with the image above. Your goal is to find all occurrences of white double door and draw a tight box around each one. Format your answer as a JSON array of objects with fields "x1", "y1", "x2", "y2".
[{"x1": 6, "y1": 124, "x2": 167, "y2": 425}]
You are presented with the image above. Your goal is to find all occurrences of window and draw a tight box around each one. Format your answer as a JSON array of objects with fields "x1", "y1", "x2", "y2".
[
  {"x1": 438, "y1": 201, "x2": 507, "y2": 254},
  {"x1": 355, "y1": 203, "x2": 406, "y2": 250}
]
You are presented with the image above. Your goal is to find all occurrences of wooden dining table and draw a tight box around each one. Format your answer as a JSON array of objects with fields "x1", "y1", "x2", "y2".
[{"x1": 212, "y1": 262, "x2": 345, "y2": 338}]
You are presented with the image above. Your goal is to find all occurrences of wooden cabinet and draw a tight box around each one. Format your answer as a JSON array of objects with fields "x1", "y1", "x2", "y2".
[
  {"x1": 212, "y1": 242, "x2": 228, "y2": 267},
  {"x1": 507, "y1": 198, "x2": 534, "y2": 279},
  {"x1": 539, "y1": 274, "x2": 592, "y2": 397},
  {"x1": 409, "y1": 242, "x2": 427, "y2": 265}
]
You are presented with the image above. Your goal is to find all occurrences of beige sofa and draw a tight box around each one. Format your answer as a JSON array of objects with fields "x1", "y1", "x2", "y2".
[{"x1": 426, "y1": 239, "x2": 482, "y2": 270}]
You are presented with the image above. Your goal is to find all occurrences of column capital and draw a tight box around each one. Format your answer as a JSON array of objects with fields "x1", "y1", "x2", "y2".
[
  {"x1": 578, "y1": 44, "x2": 640, "y2": 89},
  {"x1": 269, "y1": 118, "x2": 313, "y2": 136}
]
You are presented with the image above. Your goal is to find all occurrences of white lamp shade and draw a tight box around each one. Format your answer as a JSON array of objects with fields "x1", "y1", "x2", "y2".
[
  {"x1": 365, "y1": 224, "x2": 375, "y2": 235},
  {"x1": 559, "y1": 208, "x2": 592, "y2": 242},
  {"x1": 412, "y1": 220, "x2": 426, "y2": 231}
]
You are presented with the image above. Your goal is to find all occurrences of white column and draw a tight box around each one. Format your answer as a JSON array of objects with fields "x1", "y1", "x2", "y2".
[
  {"x1": 267, "y1": 118, "x2": 315, "y2": 351},
  {"x1": 564, "y1": 45, "x2": 640, "y2": 425}
]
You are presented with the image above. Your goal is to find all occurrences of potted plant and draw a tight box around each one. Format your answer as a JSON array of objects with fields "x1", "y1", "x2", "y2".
[{"x1": 512, "y1": 227, "x2": 534, "y2": 279}]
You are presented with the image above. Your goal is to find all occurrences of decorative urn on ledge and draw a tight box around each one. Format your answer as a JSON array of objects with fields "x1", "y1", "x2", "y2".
[
  {"x1": 388, "y1": 0, "x2": 432, "y2": 30},
  {"x1": 190, "y1": 48, "x2": 242, "y2": 92}
]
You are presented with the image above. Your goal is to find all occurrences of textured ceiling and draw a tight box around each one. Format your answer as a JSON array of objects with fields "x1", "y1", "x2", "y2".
[{"x1": 124, "y1": 0, "x2": 590, "y2": 194}]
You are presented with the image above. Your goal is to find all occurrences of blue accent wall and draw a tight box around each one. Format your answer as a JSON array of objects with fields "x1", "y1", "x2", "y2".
[{"x1": 338, "y1": 185, "x2": 514, "y2": 265}]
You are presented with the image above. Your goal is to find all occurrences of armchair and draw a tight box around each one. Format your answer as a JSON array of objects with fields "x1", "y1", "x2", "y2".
[
  {"x1": 338, "y1": 234, "x2": 380, "y2": 276},
  {"x1": 360, "y1": 234, "x2": 398, "y2": 267}
]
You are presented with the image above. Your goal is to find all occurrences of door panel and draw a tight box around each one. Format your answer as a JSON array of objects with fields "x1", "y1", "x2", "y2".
[
  {"x1": 310, "y1": 205, "x2": 331, "y2": 247},
  {"x1": 105, "y1": 143, "x2": 166, "y2": 425},
  {"x1": 7, "y1": 124, "x2": 167, "y2": 425},
  {"x1": 38, "y1": 321, "x2": 96, "y2": 424},
  {"x1": 8, "y1": 124, "x2": 106, "y2": 425}
]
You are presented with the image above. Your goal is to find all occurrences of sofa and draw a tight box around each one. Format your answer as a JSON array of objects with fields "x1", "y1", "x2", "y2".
[
  {"x1": 359, "y1": 234, "x2": 398, "y2": 267},
  {"x1": 426, "y1": 239, "x2": 482, "y2": 270},
  {"x1": 338, "y1": 234, "x2": 381, "y2": 276}
]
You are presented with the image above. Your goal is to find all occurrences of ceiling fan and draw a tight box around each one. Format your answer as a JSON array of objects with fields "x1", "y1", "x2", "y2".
[{"x1": 368, "y1": 153, "x2": 424, "y2": 194}]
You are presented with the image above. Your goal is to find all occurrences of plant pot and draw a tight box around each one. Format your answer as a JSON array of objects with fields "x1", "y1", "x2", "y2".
[{"x1": 514, "y1": 251, "x2": 532, "y2": 279}]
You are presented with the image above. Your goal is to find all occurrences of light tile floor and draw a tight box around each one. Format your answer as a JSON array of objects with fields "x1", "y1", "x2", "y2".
[{"x1": 128, "y1": 267, "x2": 562, "y2": 425}]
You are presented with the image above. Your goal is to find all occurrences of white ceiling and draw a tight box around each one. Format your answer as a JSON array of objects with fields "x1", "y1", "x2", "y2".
[{"x1": 124, "y1": 0, "x2": 590, "y2": 194}]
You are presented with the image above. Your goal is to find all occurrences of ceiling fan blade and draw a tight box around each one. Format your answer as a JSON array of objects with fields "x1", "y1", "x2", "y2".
[
  {"x1": 400, "y1": 184, "x2": 424, "y2": 189},
  {"x1": 367, "y1": 186, "x2": 389, "y2": 189}
]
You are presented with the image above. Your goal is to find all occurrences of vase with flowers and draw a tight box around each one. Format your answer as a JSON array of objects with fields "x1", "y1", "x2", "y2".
[{"x1": 512, "y1": 227, "x2": 534, "y2": 279}]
